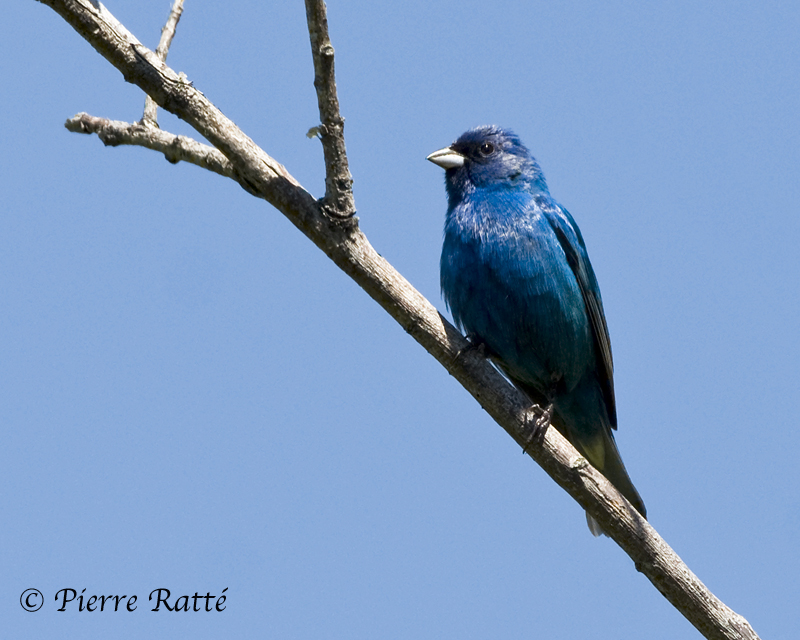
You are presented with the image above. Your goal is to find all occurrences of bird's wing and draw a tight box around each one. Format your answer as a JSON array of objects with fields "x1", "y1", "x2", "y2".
[{"x1": 544, "y1": 202, "x2": 617, "y2": 428}]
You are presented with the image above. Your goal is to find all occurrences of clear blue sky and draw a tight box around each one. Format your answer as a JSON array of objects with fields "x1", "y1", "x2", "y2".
[{"x1": 3, "y1": 1, "x2": 798, "y2": 638}]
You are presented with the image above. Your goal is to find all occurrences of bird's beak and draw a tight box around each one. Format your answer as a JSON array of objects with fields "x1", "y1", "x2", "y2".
[{"x1": 427, "y1": 146, "x2": 465, "y2": 169}]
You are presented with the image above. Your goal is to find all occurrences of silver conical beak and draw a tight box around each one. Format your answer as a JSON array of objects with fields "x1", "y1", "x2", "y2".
[{"x1": 427, "y1": 146, "x2": 465, "y2": 169}]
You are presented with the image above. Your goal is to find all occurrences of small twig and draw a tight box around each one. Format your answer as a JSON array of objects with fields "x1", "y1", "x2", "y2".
[
  {"x1": 142, "y1": 0, "x2": 185, "y2": 127},
  {"x1": 154, "y1": 0, "x2": 183, "y2": 59},
  {"x1": 66, "y1": 112, "x2": 234, "y2": 177},
  {"x1": 304, "y1": 0, "x2": 355, "y2": 219}
]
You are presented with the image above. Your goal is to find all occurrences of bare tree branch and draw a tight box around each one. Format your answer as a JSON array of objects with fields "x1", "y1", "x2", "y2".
[
  {"x1": 34, "y1": 2, "x2": 761, "y2": 639},
  {"x1": 304, "y1": 0, "x2": 355, "y2": 219},
  {"x1": 142, "y1": 0, "x2": 184, "y2": 126},
  {"x1": 65, "y1": 112, "x2": 233, "y2": 177}
]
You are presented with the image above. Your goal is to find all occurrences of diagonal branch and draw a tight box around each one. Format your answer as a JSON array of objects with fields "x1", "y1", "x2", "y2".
[{"x1": 35, "y1": 2, "x2": 760, "y2": 639}]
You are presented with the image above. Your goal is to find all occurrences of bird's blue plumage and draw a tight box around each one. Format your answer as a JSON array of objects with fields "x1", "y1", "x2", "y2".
[{"x1": 429, "y1": 126, "x2": 645, "y2": 532}]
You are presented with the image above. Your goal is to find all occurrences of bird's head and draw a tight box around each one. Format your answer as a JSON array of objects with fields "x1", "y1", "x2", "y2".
[{"x1": 427, "y1": 126, "x2": 548, "y2": 202}]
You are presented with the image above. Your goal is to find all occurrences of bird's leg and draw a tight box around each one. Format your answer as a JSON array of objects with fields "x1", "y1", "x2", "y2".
[{"x1": 521, "y1": 402, "x2": 553, "y2": 455}]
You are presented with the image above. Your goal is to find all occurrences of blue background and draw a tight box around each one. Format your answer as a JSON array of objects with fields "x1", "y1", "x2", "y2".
[{"x1": 3, "y1": 1, "x2": 798, "y2": 638}]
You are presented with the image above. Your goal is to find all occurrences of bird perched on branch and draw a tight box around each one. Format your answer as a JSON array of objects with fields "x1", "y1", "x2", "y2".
[{"x1": 427, "y1": 126, "x2": 645, "y2": 535}]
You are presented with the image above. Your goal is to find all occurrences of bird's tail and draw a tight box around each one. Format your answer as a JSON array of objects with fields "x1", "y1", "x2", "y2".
[
  {"x1": 513, "y1": 381, "x2": 645, "y2": 535},
  {"x1": 574, "y1": 425, "x2": 646, "y2": 536}
]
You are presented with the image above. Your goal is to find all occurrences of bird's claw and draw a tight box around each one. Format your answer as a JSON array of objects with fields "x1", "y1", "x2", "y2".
[{"x1": 521, "y1": 403, "x2": 553, "y2": 455}]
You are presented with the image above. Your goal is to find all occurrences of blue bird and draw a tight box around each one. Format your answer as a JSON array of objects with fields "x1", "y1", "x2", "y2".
[{"x1": 428, "y1": 126, "x2": 645, "y2": 534}]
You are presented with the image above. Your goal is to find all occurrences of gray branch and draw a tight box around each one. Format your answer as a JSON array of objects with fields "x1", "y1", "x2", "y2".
[
  {"x1": 65, "y1": 112, "x2": 234, "y2": 178},
  {"x1": 304, "y1": 0, "x2": 355, "y2": 218},
  {"x1": 35, "y1": 1, "x2": 760, "y2": 639}
]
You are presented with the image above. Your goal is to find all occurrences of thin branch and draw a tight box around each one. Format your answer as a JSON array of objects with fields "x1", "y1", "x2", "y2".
[
  {"x1": 304, "y1": 0, "x2": 355, "y2": 218},
  {"x1": 154, "y1": 0, "x2": 183, "y2": 59},
  {"x1": 142, "y1": 0, "x2": 184, "y2": 126},
  {"x1": 35, "y1": 2, "x2": 760, "y2": 639},
  {"x1": 65, "y1": 112, "x2": 234, "y2": 178}
]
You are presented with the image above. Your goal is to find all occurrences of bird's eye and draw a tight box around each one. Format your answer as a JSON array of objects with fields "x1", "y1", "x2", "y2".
[{"x1": 479, "y1": 142, "x2": 495, "y2": 156}]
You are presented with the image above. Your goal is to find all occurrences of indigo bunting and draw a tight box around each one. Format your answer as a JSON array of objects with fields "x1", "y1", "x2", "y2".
[{"x1": 428, "y1": 126, "x2": 645, "y2": 534}]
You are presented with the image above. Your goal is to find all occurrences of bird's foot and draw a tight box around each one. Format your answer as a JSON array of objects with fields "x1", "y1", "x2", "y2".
[
  {"x1": 521, "y1": 403, "x2": 553, "y2": 455},
  {"x1": 453, "y1": 333, "x2": 488, "y2": 363}
]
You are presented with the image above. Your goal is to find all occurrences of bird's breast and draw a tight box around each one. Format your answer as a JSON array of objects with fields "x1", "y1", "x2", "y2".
[{"x1": 441, "y1": 210, "x2": 594, "y2": 393}]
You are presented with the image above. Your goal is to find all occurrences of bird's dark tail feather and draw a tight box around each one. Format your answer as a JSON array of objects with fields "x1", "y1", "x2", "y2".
[
  {"x1": 577, "y1": 426, "x2": 646, "y2": 537},
  {"x1": 513, "y1": 383, "x2": 645, "y2": 535}
]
